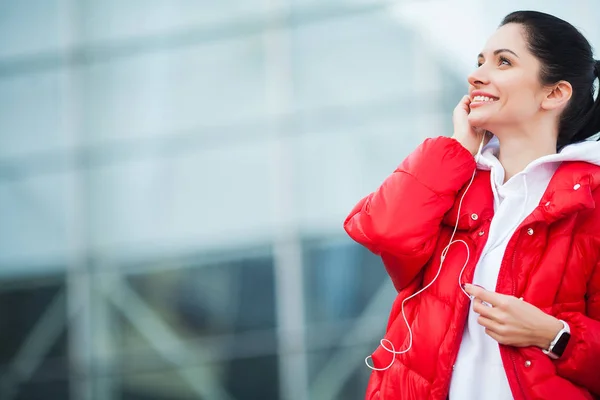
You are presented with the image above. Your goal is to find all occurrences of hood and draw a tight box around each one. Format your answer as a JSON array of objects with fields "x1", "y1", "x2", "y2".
[
  {"x1": 477, "y1": 135, "x2": 600, "y2": 171},
  {"x1": 475, "y1": 135, "x2": 600, "y2": 210}
]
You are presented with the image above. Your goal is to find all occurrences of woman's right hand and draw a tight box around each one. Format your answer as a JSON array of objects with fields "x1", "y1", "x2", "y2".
[{"x1": 451, "y1": 95, "x2": 489, "y2": 155}]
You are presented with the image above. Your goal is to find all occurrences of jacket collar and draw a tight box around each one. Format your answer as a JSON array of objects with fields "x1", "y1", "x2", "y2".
[
  {"x1": 445, "y1": 162, "x2": 600, "y2": 230},
  {"x1": 528, "y1": 161, "x2": 599, "y2": 225}
]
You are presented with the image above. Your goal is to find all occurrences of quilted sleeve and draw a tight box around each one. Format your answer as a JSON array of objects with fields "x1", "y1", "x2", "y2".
[
  {"x1": 343, "y1": 136, "x2": 476, "y2": 292},
  {"x1": 553, "y1": 256, "x2": 600, "y2": 396}
]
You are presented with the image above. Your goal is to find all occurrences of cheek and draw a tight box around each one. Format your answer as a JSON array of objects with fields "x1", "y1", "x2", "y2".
[
  {"x1": 502, "y1": 93, "x2": 538, "y2": 117},
  {"x1": 498, "y1": 79, "x2": 541, "y2": 115}
]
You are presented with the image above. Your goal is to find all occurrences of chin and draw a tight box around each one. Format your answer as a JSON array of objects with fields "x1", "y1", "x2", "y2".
[{"x1": 467, "y1": 110, "x2": 492, "y2": 130}]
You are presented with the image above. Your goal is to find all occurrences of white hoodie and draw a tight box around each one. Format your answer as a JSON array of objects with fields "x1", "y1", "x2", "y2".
[{"x1": 449, "y1": 136, "x2": 600, "y2": 400}]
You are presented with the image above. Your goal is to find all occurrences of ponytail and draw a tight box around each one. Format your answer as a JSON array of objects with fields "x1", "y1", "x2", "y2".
[{"x1": 563, "y1": 59, "x2": 600, "y2": 147}]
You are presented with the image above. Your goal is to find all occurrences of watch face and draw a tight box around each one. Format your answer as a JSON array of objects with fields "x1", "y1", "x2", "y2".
[{"x1": 552, "y1": 332, "x2": 571, "y2": 357}]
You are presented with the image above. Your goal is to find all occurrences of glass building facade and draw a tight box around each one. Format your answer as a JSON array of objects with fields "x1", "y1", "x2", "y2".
[{"x1": 0, "y1": 1, "x2": 598, "y2": 399}]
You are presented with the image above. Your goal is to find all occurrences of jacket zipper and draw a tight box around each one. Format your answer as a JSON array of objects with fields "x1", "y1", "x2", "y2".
[{"x1": 508, "y1": 229, "x2": 528, "y2": 400}]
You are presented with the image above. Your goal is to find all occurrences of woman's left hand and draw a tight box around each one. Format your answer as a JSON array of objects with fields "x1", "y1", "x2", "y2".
[{"x1": 464, "y1": 283, "x2": 563, "y2": 349}]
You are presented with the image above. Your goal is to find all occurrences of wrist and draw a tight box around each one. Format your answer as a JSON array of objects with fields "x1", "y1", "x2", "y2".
[
  {"x1": 537, "y1": 316, "x2": 564, "y2": 349},
  {"x1": 450, "y1": 135, "x2": 478, "y2": 156}
]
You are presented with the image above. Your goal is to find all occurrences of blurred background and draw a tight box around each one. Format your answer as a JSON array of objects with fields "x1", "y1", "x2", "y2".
[{"x1": 0, "y1": 0, "x2": 598, "y2": 399}]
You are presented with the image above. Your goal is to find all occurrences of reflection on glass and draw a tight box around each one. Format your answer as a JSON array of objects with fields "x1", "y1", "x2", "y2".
[
  {"x1": 0, "y1": 276, "x2": 69, "y2": 399},
  {"x1": 303, "y1": 237, "x2": 388, "y2": 324},
  {"x1": 112, "y1": 254, "x2": 278, "y2": 399}
]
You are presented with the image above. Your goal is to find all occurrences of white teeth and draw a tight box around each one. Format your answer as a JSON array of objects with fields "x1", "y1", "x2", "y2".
[{"x1": 473, "y1": 95, "x2": 497, "y2": 102}]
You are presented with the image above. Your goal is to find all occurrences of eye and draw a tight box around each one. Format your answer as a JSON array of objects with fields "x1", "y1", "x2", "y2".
[
  {"x1": 476, "y1": 60, "x2": 483, "y2": 68},
  {"x1": 499, "y1": 56, "x2": 512, "y2": 66}
]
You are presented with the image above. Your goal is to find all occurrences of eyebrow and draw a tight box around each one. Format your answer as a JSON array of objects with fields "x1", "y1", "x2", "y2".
[{"x1": 477, "y1": 49, "x2": 520, "y2": 58}]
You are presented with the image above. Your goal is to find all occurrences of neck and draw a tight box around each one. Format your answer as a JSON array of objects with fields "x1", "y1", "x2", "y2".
[{"x1": 496, "y1": 133, "x2": 557, "y2": 183}]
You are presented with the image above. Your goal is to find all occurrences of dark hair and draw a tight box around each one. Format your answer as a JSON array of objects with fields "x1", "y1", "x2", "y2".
[{"x1": 500, "y1": 11, "x2": 600, "y2": 150}]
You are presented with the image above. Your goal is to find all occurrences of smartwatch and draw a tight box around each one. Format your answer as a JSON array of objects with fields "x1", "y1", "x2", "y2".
[{"x1": 542, "y1": 320, "x2": 571, "y2": 359}]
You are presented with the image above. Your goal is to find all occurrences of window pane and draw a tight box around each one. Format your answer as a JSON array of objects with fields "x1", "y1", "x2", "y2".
[
  {"x1": 292, "y1": 12, "x2": 415, "y2": 111},
  {"x1": 78, "y1": 0, "x2": 265, "y2": 43},
  {"x1": 0, "y1": 1, "x2": 64, "y2": 59},
  {"x1": 0, "y1": 275, "x2": 69, "y2": 400},
  {"x1": 0, "y1": 173, "x2": 72, "y2": 274},
  {"x1": 98, "y1": 252, "x2": 279, "y2": 400},
  {"x1": 303, "y1": 237, "x2": 390, "y2": 324},
  {"x1": 117, "y1": 357, "x2": 278, "y2": 400},
  {"x1": 307, "y1": 347, "x2": 372, "y2": 400},
  {"x1": 14, "y1": 380, "x2": 69, "y2": 400},
  {"x1": 80, "y1": 36, "x2": 266, "y2": 145},
  {"x1": 0, "y1": 71, "x2": 66, "y2": 158},
  {"x1": 303, "y1": 237, "x2": 396, "y2": 398},
  {"x1": 120, "y1": 254, "x2": 276, "y2": 340}
]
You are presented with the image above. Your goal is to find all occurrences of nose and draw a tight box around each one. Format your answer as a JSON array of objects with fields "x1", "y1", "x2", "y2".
[{"x1": 468, "y1": 65, "x2": 490, "y2": 87}]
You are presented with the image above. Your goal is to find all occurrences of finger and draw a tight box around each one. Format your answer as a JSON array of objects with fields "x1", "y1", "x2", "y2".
[
  {"x1": 464, "y1": 284, "x2": 505, "y2": 307},
  {"x1": 472, "y1": 298, "x2": 499, "y2": 320},
  {"x1": 484, "y1": 328, "x2": 507, "y2": 344},
  {"x1": 476, "y1": 315, "x2": 504, "y2": 333},
  {"x1": 479, "y1": 297, "x2": 494, "y2": 308},
  {"x1": 461, "y1": 95, "x2": 472, "y2": 110},
  {"x1": 478, "y1": 317, "x2": 511, "y2": 345},
  {"x1": 455, "y1": 95, "x2": 470, "y2": 111}
]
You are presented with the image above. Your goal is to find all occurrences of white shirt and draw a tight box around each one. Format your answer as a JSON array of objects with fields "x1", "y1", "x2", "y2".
[{"x1": 449, "y1": 137, "x2": 600, "y2": 400}]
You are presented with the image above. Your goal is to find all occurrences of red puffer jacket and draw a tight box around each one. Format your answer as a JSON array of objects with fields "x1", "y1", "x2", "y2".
[{"x1": 344, "y1": 136, "x2": 600, "y2": 400}]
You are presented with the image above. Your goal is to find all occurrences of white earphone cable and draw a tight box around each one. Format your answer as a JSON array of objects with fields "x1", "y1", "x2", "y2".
[{"x1": 365, "y1": 133, "x2": 487, "y2": 371}]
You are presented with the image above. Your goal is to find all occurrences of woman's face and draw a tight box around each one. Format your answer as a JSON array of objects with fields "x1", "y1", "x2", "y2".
[{"x1": 467, "y1": 23, "x2": 549, "y2": 132}]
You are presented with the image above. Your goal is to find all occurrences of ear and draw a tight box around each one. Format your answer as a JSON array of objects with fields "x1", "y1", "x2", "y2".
[{"x1": 541, "y1": 81, "x2": 572, "y2": 112}]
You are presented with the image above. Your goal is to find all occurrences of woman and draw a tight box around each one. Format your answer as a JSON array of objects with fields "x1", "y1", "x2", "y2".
[{"x1": 344, "y1": 11, "x2": 600, "y2": 400}]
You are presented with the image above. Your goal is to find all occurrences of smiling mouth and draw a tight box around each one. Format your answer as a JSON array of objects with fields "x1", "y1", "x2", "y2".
[{"x1": 472, "y1": 95, "x2": 499, "y2": 102}]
